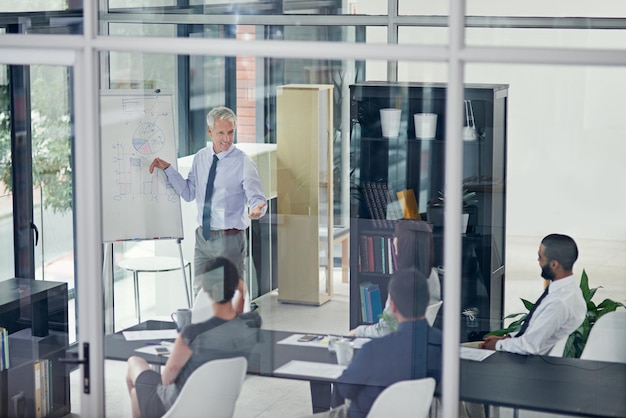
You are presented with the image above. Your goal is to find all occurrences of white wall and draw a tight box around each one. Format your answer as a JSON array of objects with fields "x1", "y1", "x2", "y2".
[{"x1": 365, "y1": 6, "x2": 626, "y2": 242}]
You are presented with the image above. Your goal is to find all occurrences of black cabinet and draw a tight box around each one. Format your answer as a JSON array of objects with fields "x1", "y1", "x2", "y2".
[
  {"x1": 349, "y1": 82, "x2": 508, "y2": 341},
  {"x1": 0, "y1": 279, "x2": 70, "y2": 418}
]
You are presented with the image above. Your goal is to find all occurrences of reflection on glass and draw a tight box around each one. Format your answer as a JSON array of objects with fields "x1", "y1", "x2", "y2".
[{"x1": 465, "y1": 63, "x2": 626, "y2": 325}]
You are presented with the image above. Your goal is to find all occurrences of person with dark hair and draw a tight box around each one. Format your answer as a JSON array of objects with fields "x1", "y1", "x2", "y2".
[
  {"x1": 350, "y1": 219, "x2": 441, "y2": 337},
  {"x1": 149, "y1": 106, "x2": 267, "y2": 296},
  {"x1": 306, "y1": 269, "x2": 442, "y2": 418},
  {"x1": 125, "y1": 257, "x2": 261, "y2": 418},
  {"x1": 393, "y1": 220, "x2": 441, "y2": 303},
  {"x1": 481, "y1": 233, "x2": 585, "y2": 354}
]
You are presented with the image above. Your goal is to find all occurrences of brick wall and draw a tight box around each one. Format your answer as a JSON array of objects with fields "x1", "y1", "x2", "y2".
[{"x1": 236, "y1": 26, "x2": 256, "y2": 144}]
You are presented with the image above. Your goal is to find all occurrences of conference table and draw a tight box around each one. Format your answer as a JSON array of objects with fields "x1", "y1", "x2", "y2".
[{"x1": 105, "y1": 320, "x2": 626, "y2": 417}]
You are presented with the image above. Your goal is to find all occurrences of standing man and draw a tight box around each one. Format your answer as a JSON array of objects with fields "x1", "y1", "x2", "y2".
[
  {"x1": 481, "y1": 233, "x2": 586, "y2": 355},
  {"x1": 150, "y1": 106, "x2": 267, "y2": 295}
]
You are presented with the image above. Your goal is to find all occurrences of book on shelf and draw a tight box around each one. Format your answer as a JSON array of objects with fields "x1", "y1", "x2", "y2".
[
  {"x1": 383, "y1": 183, "x2": 404, "y2": 222},
  {"x1": 390, "y1": 237, "x2": 398, "y2": 272},
  {"x1": 396, "y1": 188, "x2": 421, "y2": 220},
  {"x1": 359, "y1": 282, "x2": 383, "y2": 323},
  {"x1": 359, "y1": 235, "x2": 397, "y2": 274},
  {"x1": 34, "y1": 359, "x2": 52, "y2": 418},
  {"x1": 362, "y1": 181, "x2": 405, "y2": 229},
  {"x1": 387, "y1": 237, "x2": 394, "y2": 275},
  {"x1": 367, "y1": 237, "x2": 376, "y2": 272},
  {"x1": 359, "y1": 282, "x2": 370, "y2": 323},
  {"x1": 369, "y1": 285, "x2": 383, "y2": 323},
  {"x1": 362, "y1": 182, "x2": 382, "y2": 228},
  {"x1": 0, "y1": 327, "x2": 8, "y2": 370},
  {"x1": 372, "y1": 237, "x2": 383, "y2": 273},
  {"x1": 359, "y1": 235, "x2": 369, "y2": 272},
  {"x1": 34, "y1": 360, "x2": 42, "y2": 418},
  {"x1": 374, "y1": 182, "x2": 390, "y2": 227},
  {"x1": 47, "y1": 359, "x2": 53, "y2": 415}
]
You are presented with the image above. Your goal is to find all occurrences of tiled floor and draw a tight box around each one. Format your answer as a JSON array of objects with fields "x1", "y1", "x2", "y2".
[{"x1": 67, "y1": 235, "x2": 626, "y2": 417}]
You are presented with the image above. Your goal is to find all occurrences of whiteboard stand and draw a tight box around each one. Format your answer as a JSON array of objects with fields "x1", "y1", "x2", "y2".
[
  {"x1": 103, "y1": 242, "x2": 115, "y2": 334},
  {"x1": 177, "y1": 237, "x2": 192, "y2": 307}
]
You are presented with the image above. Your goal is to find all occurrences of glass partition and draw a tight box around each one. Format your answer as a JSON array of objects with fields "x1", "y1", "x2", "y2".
[{"x1": 466, "y1": 62, "x2": 626, "y2": 325}]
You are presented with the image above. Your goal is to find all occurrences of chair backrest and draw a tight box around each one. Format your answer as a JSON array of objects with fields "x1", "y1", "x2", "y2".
[
  {"x1": 580, "y1": 310, "x2": 626, "y2": 363},
  {"x1": 191, "y1": 289, "x2": 251, "y2": 324},
  {"x1": 161, "y1": 356, "x2": 248, "y2": 418},
  {"x1": 367, "y1": 377, "x2": 436, "y2": 418},
  {"x1": 425, "y1": 301, "x2": 443, "y2": 326}
]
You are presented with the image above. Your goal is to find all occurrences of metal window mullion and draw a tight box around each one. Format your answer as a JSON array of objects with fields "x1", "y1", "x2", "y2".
[
  {"x1": 441, "y1": 0, "x2": 465, "y2": 417},
  {"x1": 74, "y1": 0, "x2": 105, "y2": 415}
]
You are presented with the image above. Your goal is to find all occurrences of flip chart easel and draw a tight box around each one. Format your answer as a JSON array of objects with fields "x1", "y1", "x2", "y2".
[{"x1": 100, "y1": 90, "x2": 190, "y2": 329}]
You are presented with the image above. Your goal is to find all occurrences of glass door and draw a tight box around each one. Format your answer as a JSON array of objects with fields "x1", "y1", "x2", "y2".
[
  {"x1": 0, "y1": 62, "x2": 76, "y2": 418},
  {"x1": 29, "y1": 65, "x2": 76, "y2": 343}
]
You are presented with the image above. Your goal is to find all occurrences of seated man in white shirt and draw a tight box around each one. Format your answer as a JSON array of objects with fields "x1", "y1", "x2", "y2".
[{"x1": 480, "y1": 233, "x2": 586, "y2": 355}]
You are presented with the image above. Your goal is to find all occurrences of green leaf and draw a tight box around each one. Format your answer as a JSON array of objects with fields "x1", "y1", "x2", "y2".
[
  {"x1": 587, "y1": 286, "x2": 599, "y2": 302},
  {"x1": 503, "y1": 312, "x2": 526, "y2": 321},
  {"x1": 579, "y1": 269, "x2": 590, "y2": 299},
  {"x1": 521, "y1": 298, "x2": 535, "y2": 311}
]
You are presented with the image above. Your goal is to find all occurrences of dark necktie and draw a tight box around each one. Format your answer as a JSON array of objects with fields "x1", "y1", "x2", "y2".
[
  {"x1": 202, "y1": 154, "x2": 219, "y2": 240},
  {"x1": 516, "y1": 286, "x2": 549, "y2": 337}
]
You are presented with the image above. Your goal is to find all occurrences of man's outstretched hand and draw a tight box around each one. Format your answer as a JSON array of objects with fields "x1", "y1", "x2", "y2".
[
  {"x1": 249, "y1": 202, "x2": 267, "y2": 220},
  {"x1": 149, "y1": 157, "x2": 171, "y2": 173}
]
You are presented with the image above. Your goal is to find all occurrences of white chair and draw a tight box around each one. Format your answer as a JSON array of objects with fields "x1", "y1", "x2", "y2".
[
  {"x1": 161, "y1": 356, "x2": 248, "y2": 418},
  {"x1": 548, "y1": 335, "x2": 569, "y2": 357},
  {"x1": 580, "y1": 310, "x2": 626, "y2": 363},
  {"x1": 367, "y1": 377, "x2": 436, "y2": 418},
  {"x1": 425, "y1": 300, "x2": 443, "y2": 326},
  {"x1": 191, "y1": 289, "x2": 251, "y2": 323}
]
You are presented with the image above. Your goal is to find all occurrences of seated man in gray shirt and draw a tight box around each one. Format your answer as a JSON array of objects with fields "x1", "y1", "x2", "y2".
[
  {"x1": 125, "y1": 256, "x2": 261, "y2": 418},
  {"x1": 481, "y1": 233, "x2": 586, "y2": 355}
]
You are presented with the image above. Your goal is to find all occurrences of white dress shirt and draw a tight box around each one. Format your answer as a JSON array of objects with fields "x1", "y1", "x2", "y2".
[
  {"x1": 497, "y1": 274, "x2": 586, "y2": 355},
  {"x1": 164, "y1": 144, "x2": 267, "y2": 231}
]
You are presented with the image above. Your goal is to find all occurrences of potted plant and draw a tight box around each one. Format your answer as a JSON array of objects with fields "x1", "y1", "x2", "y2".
[{"x1": 486, "y1": 269, "x2": 625, "y2": 358}]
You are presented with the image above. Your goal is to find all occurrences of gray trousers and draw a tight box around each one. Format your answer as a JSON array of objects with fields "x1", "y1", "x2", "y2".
[{"x1": 193, "y1": 226, "x2": 246, "y2": 295}]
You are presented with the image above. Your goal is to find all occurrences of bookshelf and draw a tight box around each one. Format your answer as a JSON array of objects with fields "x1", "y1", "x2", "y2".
[
  {"x1": 276, "y1": 84, "x2": 334, "y2": 305},
  {"x1": 0, "y1": 279, "x2": 70, "y2": 417},
  {"x1": 349, "y1": 82, "x2": 508, "y2": 340}
]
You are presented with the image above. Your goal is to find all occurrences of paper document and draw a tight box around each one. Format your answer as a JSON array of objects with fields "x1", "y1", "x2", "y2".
[
  {"x1": 460, "y1": 347, "x2": 495, "y2": 362},
  {"x1": 274, "y1": 360, "x2": 346, "y2": 379},
  {"x1": 277, "y1": 334, "x2": 371, "y2": 349},
  {"x1": 122, "y1": 329, "x2": 178, "y2": 341},
  {"x1": 134, "y1": 345, "x2": 171, "y2": 357}
]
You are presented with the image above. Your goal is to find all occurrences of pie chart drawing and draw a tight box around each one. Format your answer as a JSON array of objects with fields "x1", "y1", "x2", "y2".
[{"x1": 132, "y1": 122, "x2": 165, "y2": 155}]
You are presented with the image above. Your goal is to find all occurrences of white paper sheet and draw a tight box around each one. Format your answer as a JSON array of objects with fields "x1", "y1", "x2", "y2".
[
  {"x1": 460, "y1": 347, "x2": 495, "y2": 362},
  {"x1": 134, "y1": 345, "x2": 171, "y2": 357},
  {"x1": 277, "y1": 334, "x2": 371, "y2": 349},
  {"x1": 122, "y1": 329, "x2": 178, "y2": 341},
  {"x1": 274, "y1": 360, "x2": 346, "y2": 379}
]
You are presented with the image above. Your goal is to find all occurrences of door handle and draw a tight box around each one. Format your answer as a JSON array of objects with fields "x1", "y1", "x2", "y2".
[
  {"x1": 30, "y1": 221, "x2": 39, "y2": 246},
  {"x1": 59, "y1": 342, "x2": 90, "y2": 393}
]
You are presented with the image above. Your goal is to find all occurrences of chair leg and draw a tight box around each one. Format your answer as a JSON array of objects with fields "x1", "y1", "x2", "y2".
[{"x1": 133, "y1": 271, "x2": 141, "y2": 323}]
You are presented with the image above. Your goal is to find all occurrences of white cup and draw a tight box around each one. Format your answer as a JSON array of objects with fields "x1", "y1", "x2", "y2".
[
  {"x1": 414, "y1": 113, "x2": 438, "y2": 139},
  {"x1": 379, "y1": 108, "x2": 402, "y2": 138},
  {"x1": 171, "y1": 308, "x2": 192, "y2": 331},
  {"x1": 335, "y1": 339, "x2": 354, "y2": 366},
  {"x1": 327, "y1": 334, "x2": 342, "y2": 352}
]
